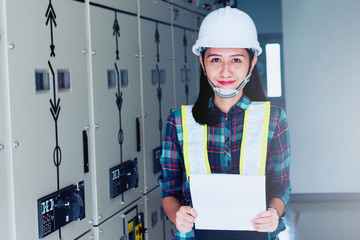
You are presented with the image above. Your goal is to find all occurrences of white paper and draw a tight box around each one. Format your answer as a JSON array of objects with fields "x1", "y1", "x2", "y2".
[{"x1": 189, "y1": 173, "x2": 266, "y2": 231}]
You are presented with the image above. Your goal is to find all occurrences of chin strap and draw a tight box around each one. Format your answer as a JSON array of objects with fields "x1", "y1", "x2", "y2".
[{"x1": 207, "y1": 75, "x2": 250, "y2": 98}]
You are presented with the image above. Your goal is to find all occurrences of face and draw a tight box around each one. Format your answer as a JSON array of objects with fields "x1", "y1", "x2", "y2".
[{"x1": 200, "y1": 48, "x2": 257, "y2": 91}]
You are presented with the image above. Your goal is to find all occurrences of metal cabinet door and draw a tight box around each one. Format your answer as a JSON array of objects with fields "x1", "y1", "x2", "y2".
[
  {"x1": 194, "y1": 14, "x2": 204, "y2": 33},
  {"x1": 90, "y1": 0, "x2": 137, "y2": 14},
  {"x1": 94, "y1": 199, "x2": 145, "y2": 240},
  {"x1": 88, "y1": 5, "x2": 144, "y2": 225},
  {"x1": 75, "y1": 230, "x2": 95, "y2": 240},
  {"x1": 144, "y1": 187, "x2": 177, "y2": 240},
  {"x1": 139, "y1": 17, "x2": 174, "y2": 193},
  {"x1": 139, "y1": 0, "x2": 171, "y2": 23},
  {"x1": 145, "y1": 187, "x2": 166, "y2": 240},
  {"x1": 0, "y1": 20, "x2": 12, "y2": 239},
  {"x1": 4, "y1": 0, "x2": 92, "y2": 239},
  {"x1": 172, "y1": 26, "x2": 199, "y2": 107},
  {"x1": 171, "y1": 4, "x2": 195, "y2": 28}
]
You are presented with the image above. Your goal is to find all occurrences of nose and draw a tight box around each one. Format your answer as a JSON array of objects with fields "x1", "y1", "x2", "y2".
[{"x1": 220, "y1": 62, "x2": 232, "y2": 78}]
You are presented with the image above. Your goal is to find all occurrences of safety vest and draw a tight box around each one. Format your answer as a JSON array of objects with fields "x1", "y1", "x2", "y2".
[{"x1": 181, "y1": 102, "x2": 270, "y2": 180}]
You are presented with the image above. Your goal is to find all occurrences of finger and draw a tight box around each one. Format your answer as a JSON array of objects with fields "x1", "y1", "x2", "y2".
[
  {"x1": 253, "y1": 222, "x2": 276, "y2": 232},
  {"x1": 176, "y1": 220, "x2": 193, "y2": 231},
  {"x1": 178, "y1": 208, "x2": 196, "y2": 222},
  {"x1": 179, "y1": 206, "x2": 193, "y2": 215},
  {"x1": 253, "y1": 221, "x2": 279, "y2": 232},
  {"x1": 256, "y1": 211, "x2": 272, "y2": 218},
  {"x1": 179, "y1": 206, "x2": 197, "y2": 220},
  {"x1": 176, "y1": 219, "x2": 194, "y2": 233},
  {"x1": 251, "y1": 215, "x2": 275, "y2": 224},
  {"x1": 182, "y1": 213, "x2": 196, "y2": 224},
  {"x1": 253, "y1": 221, "x2": 272, "y2": 229},
  {"x1": 178, "y1": 220, "x2": 194, "y2": 229},
  {"x1": 188, "y1": 207, "x2": 198, "y2": 218},
  {"x1": 176, "y1": 208, "x2": 196, "y2": 229}
]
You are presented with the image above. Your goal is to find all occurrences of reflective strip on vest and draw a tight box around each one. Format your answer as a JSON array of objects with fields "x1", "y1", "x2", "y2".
[
  {"x1": 182, "y1": 105, "x2": 210, "y2": 181},
  {"x1": 181, "y1": 102, "x2": 270, "y2": 180},
  {"x1": 239, "y1": 101, "x2": 270, "y2": 175}
]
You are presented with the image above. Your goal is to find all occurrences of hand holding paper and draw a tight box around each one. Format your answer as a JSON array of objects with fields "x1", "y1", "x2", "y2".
[
  {"x1": 175, "y1": 206, "x2": 197, "y2": 233},
  {"x1": 189, "y1": 173, "x2": 266, "y2": 231}
]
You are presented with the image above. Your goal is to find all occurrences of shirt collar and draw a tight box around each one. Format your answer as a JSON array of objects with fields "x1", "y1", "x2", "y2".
[{"x1": 208, "y1": 95, "x2": 251, "y2": 114}]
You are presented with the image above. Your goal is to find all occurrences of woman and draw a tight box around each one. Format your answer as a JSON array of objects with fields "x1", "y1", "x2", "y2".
[{"x1": 158, "y1": 7, "x2": 291, "y2": 240}]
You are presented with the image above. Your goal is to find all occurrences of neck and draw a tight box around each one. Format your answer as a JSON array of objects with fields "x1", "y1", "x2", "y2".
[{"x1": 213, "y1": 91, "x2": 243, "y2": 114}]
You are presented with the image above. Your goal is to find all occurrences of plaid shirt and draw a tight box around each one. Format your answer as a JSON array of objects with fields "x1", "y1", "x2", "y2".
[{"x1": 158, "y1": 95, "x2": 291, "y2": 240}]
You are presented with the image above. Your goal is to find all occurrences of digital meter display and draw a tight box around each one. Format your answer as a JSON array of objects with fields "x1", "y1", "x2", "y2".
[
  {"x1": 109, "y1": 159, "x2": 139, "y2": 199},
  {"x1": 37, "y1": 182, "x2": 85, "y2": 238},
  {"x1": 39, "y1": 198, "x2": 56, "y2": 236}
]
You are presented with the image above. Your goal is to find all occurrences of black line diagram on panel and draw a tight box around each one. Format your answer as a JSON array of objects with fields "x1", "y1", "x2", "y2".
[
  {"x1": 115, "y1": 62, "x2": 124, "y2": 166},
  {"x1": 152, "y1": 22, "x2": 163, "y2": 175},
  {"x1": 183, "y1": 29, "x2": 187, "y2": 64},
  {"x1": 155, "y1": 22, "x2": 160, "y2": 63},
  {"x1": 114, "y1": 62, "x2": 125, "y2": 203},
  {"x1": 113, "y1": 12, "x2": 120, "y2": 60},
  {"x1": 45, "y1": 2, "x2": 63, "y2": 239},
  {"x1": 49, "y1": 61, "x2": 62, "y2": 191},
  {"x1": 183, "y1": 30, "x2": 189, "y2": 105},
  {"x1": 156, "y1": 64, "x2": 163, "y2": 145},
  {"x1": 183, "y1": 65, "x2": 189, "y2": 105},
  {"x1": 45, "y1": 0, "x2": 62, "y2": 192},
  {"x1": 45, "y1": 0, "x2": 57, "y2": 57},
  {"x1": 155, "y1": 22, "x2": 162, "y2": 145}
]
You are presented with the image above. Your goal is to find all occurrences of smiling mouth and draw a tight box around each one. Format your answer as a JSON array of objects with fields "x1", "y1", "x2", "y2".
[{"x1": 218, "y1": 81, "x2": 236, "y2": 85}]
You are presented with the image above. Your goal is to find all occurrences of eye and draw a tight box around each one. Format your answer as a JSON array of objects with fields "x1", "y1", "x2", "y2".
[
  {"x1": 232, "y1": 58, "x2": 241, "y2": 63},
  {"x1": 210, "y1": 58, "x2": 221, "y2": 63}
]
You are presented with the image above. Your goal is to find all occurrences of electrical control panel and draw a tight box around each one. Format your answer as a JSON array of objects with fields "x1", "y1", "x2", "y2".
[
  {"x1": 128, "y1": 213, "x2": 144, "y2": 240},
  {"x1": 37, "y1": 181, "x2": 85, "y2": 238},
  {"x1": 109, "y1": 159, "x2": 139, "y2": 199},
  {"x1": 153, "y1": 147, "x2": 162, "y2": 174}
]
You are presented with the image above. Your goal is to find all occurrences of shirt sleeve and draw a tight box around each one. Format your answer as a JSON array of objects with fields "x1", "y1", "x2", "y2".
[
  {"x1": 157, "y1": 109, "x2": 184, "y2": 200},
  {"x1": 266, "y1": 106, "x2": 292, "y2": 216}
]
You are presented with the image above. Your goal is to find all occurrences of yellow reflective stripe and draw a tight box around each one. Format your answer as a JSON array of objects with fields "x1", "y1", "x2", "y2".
[
  {"x1": 259, "y1": 102, "x2": 271, "y2": 176},
  {"x1": 181, "y1": 106, "x2": 191, "y2": 181},
  {"x1": 239, "y1": 107, "x2": 249, "y2": 175},
  {"x1": 203, "y1": 124, "x2": 211, "y2": 173}
]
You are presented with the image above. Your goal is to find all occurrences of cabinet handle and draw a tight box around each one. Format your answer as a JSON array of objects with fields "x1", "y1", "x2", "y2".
[
  {"x1": 136, "y1": 118, "x2": 141, "y2": 152},
  {"x1": 82, "y1": 130, "x2": 89, "y2": 173}
]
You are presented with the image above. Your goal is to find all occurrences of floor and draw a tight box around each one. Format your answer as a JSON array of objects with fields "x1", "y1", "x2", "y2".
[{"x1": 278, "y1": 200, "x2": 360, "y2": 240}]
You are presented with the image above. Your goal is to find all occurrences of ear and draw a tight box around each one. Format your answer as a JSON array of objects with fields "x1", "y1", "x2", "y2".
[
  {"x1": 199, "y1": 56, "x2": 206, "y2": 75},
  {"x1": 249, "y1": 56, "x2": 258, "y2": 76}
]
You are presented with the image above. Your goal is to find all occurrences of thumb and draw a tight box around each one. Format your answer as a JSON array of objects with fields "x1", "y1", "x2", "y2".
[{"x1": 187, "y1": 207, "x2": 197, "y2": 218}]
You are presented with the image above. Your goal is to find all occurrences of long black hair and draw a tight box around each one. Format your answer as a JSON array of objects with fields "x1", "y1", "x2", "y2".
[{"x1": 192, "y1": 49, "x2": 267, "y2": 126}]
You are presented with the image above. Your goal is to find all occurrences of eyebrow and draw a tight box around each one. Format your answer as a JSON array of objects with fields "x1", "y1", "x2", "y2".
[{"x1": 207, "y1": 53, "x2": 246, "y2": 58}]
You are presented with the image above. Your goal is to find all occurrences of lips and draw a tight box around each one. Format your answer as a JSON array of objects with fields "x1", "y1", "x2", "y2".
[{"x1": 218, "y1": 80, "x2": 236, "y2": 86}]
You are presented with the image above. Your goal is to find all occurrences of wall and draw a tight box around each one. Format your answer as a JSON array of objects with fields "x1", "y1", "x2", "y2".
[
  {"x1": 282, "y1": 0, "x2": 360, "y2": 193},
  {"x1": 237, "y1": 0, "x2": 282, "y2": 34}
]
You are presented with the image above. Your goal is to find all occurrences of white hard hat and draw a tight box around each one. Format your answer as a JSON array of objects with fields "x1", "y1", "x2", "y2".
[{"x1": 192, "y1": 6, "x2": 262, "y2": 56}]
